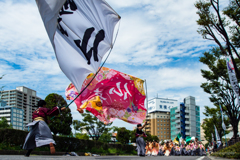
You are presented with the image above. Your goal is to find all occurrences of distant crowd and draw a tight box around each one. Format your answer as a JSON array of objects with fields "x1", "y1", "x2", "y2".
[{"x1": 144, "y1": 138, "x2": 207, "y2": 156}]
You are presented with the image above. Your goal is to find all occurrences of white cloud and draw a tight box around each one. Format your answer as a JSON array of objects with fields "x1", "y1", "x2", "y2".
[{"x1": 0, "y1": 0, "x2": 226, "y2": 131}]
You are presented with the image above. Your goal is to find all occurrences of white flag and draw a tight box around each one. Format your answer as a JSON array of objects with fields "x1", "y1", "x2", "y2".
[
  {"x1": 226, "y1": 56, "x2": 240, "y2": 106},
  {"x1": 214, "y1": 125, "x2": 220, "y2": 141},
  {"x1": 219, "y1": 104, "x2": 226, "y2": 130},
  {"x1": 36, "y1": 0, "x2": 121, "y2": 92}
]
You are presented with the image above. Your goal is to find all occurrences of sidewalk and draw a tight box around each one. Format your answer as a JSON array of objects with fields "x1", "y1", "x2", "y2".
[{"x1": 208, "y1": 155, "x2": 240, "y2": 160}]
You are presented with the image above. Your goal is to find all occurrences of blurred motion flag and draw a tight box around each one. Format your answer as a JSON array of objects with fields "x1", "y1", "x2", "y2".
[
  {"x1": 35, "y1": 0, "x2": 120, "y2": 92},
  {"x1": 65, "y1": 67, "x2": 147, "y2": 124},
  {"x1": 219, "y1": 104, "x2": 226, "y2": 130},
  {"x1": 173, "y1": 133, "x2": 181, "y2": 144},
  {"x1": 226, "y1": 56, "x2": 240, "y2": 106},
  {"x1": 185, "y1": 136, "x2": 192, "y2": 144}
]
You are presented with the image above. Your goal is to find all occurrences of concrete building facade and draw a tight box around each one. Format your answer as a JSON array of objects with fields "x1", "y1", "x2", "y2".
[
  {"x1": 170, "y1": 96, "x2": 201, "y2": 140},
  {"x1": 0, "y1": 106, "x2": 24, "y2": 130},
  {"x1": 145, "y1": 112, "x2": 171, "y2": 140},
  {"x1": 0, "y1": 86, "x2": 41, "y2": 129},
  {"x1": 145, "y1": 98, "x2": 177, "y2": 140}
]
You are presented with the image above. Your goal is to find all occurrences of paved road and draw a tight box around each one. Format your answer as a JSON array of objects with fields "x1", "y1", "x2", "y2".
[{"x1": 0, "y1": 155, "x2": 209, "y2": 160}]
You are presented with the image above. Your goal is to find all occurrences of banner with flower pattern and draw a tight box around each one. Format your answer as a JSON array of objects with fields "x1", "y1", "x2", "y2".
[{"x1": 65, "y1": 67, "x2": 147, "y2": 124}]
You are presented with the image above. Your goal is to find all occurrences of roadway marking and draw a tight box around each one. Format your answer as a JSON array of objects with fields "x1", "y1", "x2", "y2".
[{"x1": 196, "y1": 156, "x2": 205, "y2": 160}]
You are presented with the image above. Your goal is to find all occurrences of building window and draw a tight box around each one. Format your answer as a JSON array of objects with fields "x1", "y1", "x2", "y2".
[
  {"x1": 160, "y1": 105, "x2": 162, "y2": 108},
  {"x1": 164, "y1": 105, "x2": 167, "y2": 109},
  {"x1": 164, "y1": 124, "x2": 165, "y2": 126}
]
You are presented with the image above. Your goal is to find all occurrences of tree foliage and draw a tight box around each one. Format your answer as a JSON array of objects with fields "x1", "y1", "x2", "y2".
[
  {"x1": 98, "y1": 133, "x2": 112, "y2": 143},
  {"x1": 0, "y1": 117, "x2": 12, "y2": 129},
  {"x1": 74, "y1": 111, "x2": 112, "y2": 141},
  {"x1": 202, "y1": 106, "x2": 230, "y2": 142},
  {"x1": 116, "y1": 127, "x2": 131, "y2": 144},
  {"x1": 199, "y1": 48, "x2": 240, "y2": 138},
  {"x1": 45, "y1": 93, "x2": 72, "y2": 136},
  {"x1": 195, "y1": 0, "x2": 240, "y2": 77},
  {"x1": 75, "y1": 133, "x2": 89, "y2": 140}
]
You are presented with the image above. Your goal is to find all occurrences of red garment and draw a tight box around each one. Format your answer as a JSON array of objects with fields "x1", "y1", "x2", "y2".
[{"x1": 32, "y1": 107, "x2": 60, "y2": 120}]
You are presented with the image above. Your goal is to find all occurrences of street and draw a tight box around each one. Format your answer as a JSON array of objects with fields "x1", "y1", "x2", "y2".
[{"x1": 0, "y1": 155, "x2": 209, "y2": 160}]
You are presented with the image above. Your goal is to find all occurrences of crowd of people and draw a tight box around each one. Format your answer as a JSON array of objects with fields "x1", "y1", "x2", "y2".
[
  {"x1": 145, "y1": 138, "x2": 207, "y2": 156},
  {"x1": 136, "y1": 122, "x2": 207, "y2": 157}
]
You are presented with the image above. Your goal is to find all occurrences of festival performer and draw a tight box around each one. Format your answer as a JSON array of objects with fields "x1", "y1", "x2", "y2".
[
  {"x1": 180, "y1": 139, "x2": 187, "y2": 155},
  {"x1": 174, "y1": 144, "x2": 181, "y2": 156},
  {"x1": 136, "y1": 121, "x2": 147, "y2": 156},
  {"x1": 163, "y1": 141, "x2": 172, "y2": 156},
  {"x1": 189, "y1": 140, "x2": 194, "y2": 155},
  {"x1": 158, "y1": 144, "x2": 164, "y2": 156},
  {"x1": 169, "y1": 142, "x2": 176, "y2": 156},
  {"x1": 145, "y1": 141, "x2": 152, "y2": 156},
  {"x1": 192, "y1": 138, "x2": 200, "y2": 156},
  {"x1": 151, "y1": 141, "x2": 159, "y2": 156},
  {"x1": 23, "y1": 100, "x2": 66, "y2": 157},
  {"x1": 199, "y1": 141, "x2": 206, "y2": 156}
]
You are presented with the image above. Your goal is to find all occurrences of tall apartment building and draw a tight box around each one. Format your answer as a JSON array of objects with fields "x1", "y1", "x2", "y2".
[
  {"x1": 170, "y1": 96, "x2": 201, "y2": 140},
  {"x1": 145, "y1": 98, "x2": 178, "y2": 141},
  {"x1": 0, "y1": 86, "x2": 41, "y2": 129},
  {"x1": 0, "y1": 106, "x2": 24, "y2": 130}
]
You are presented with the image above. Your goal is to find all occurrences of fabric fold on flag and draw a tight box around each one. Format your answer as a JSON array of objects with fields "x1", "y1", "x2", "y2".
[
  {"x1": 36, "y1": 0, "x2": 121, "y2": 92},
  {"x1": 65, "y1": 67, "x2": 147, "y2": 124}
]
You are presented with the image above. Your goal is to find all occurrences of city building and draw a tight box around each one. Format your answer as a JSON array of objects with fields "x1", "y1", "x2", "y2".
[
  {"x1": 0, "y1": 86, "x2": 41, "y2": 129},
  {"x1": 170, "y1": 96, "x2": 201, "y2": 140},
  {"x1": 0, "y1": 99, "x2": 7, "y2": 107},
  {"x1": 145, "y1": 97, "x2": 178, "y2": 140},
  {"x1": 0, "y1": 105, "x2": 24, "y2": 130}
]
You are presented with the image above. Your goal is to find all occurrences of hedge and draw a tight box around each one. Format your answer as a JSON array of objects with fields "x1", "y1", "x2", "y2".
[
  {"x1": 211, "y1": 142, "x2": 240, "y2": 159},
  {"x1": 0, "y1": 129, "x2": 136, "y2": 154}
]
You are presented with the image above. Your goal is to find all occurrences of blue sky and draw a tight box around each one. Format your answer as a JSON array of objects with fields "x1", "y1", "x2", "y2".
[{"x1": 0, "y1": 0, "x2": 229, "y2": 131}]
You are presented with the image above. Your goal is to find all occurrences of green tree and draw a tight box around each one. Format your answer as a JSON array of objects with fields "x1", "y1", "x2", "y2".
[
  {"x1": 99, "y1": 133, "x2": 112, "y2": 143},
  {"x1": 73, "y1": 120, "x2": 81, "y2": 135},
  {"x1": 0, "y1": 117, "x2": 12, "y2": 129},
  {"x1": 130, "y1": 129, "x2": 137, "y2": 143},
  {"x1": 116, "y1": 127, "x2": 130, "y2": 144},
  {"x1": 45, "y1": 93, "x2": 72, "y2": 136},
  {"x1": 75, "y1": 133, "x2": 89, "y2": 140},
  {"x1": 195, "y1": 0, "x2": 240, "y2": 77},
  {"x1": 152, "y1": 135, "x2": 159, "y2": 142},
  {"x1": 76, "y1": 111, "x2": 112, "y2": 141},
  {"x1": 199, "y1": 48, "x2": 240, "y2": 138},
  {"x1": 144, "y1": 132, "x2": 153, "y2": 142},
  {"x1": 202, "y1": 106, "x2": 230, "y2": 142}
]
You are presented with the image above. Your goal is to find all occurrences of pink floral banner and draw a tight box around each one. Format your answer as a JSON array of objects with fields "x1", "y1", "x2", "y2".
[{"x1": 65, "y1": 67, "x2": 147, "y2": 124}]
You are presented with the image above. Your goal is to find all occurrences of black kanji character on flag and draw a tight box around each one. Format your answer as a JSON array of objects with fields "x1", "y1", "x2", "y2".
[{"x1": 74, "y1": 27, "x2": 105, "y2": 65}]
